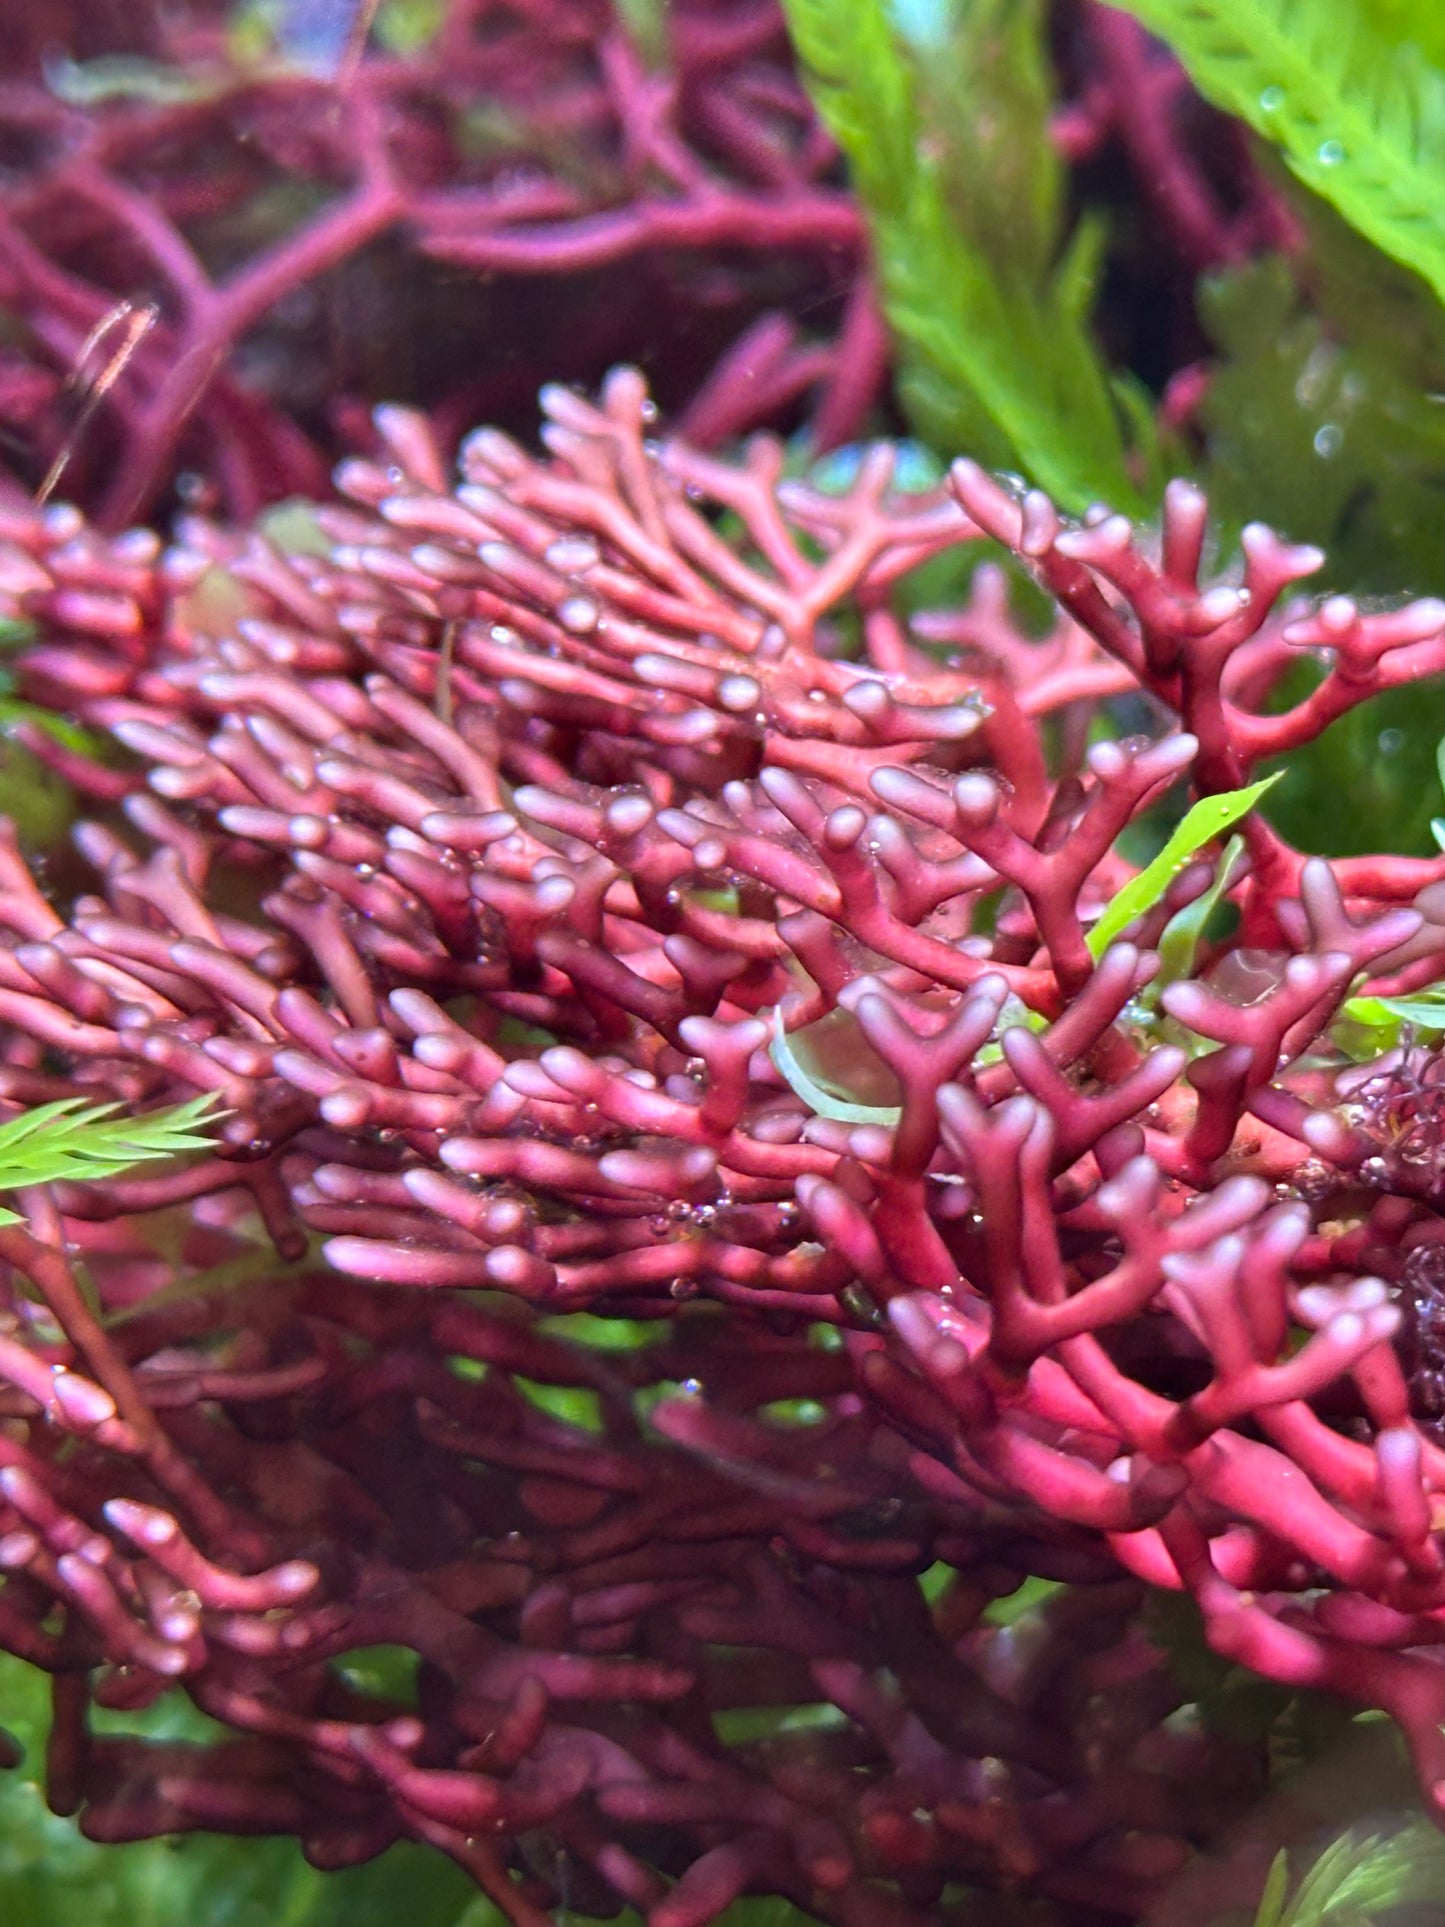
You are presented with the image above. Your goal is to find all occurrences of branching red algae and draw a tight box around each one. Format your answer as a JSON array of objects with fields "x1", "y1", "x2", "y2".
[{"x1": 0, "y1": 373, "x2": 1443, "y2": 1919}]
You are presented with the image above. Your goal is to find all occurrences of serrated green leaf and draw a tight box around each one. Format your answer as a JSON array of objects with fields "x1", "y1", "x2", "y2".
[
  {"x1": 1106, "y1": 0, "x2": 1445, "y2": 310},
  {"x1": 1262, "y1": 1822, "x2": 1445, "y2": 1926},
  {"x1": 0, "y1": 1092, "x2": 224, "y2": 1195},
  {"x1": 1087, "y1": 774, "x2": 1283, "y2": 959},
  {"x1": 779, "y1": 0, "x2": 1150, "y2": 509}
]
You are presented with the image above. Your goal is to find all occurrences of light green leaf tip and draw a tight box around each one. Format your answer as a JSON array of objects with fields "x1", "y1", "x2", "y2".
[
  {"x1": 1154, "y1": 833, "x2": 1247, "y2": 983},
  {"x1": 1087, "y1": 772, "x2": 1282, "y2": 960},
  {"x1": 1253, "y1": 1849, "x2": 1291, "y2": 1927},
  {"x1": 1104, "y1": 0, "x2": 1445, "y2": 310}
]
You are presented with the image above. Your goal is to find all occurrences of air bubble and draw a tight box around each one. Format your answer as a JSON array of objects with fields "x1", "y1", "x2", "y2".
[
  {"x1": 1313, "y1": 423, "x2": 1343, "y2": 459},
  {"x1": 1317, "y1": 140, "x2": 1345, "y2": 167}
]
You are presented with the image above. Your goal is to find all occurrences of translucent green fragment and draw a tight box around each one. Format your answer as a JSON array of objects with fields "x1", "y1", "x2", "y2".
[{"x1": 1087, "y1": 774, "x2": 1283, "y2": 960}]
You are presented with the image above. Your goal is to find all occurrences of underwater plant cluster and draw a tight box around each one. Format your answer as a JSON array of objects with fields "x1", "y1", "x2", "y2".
[
  {"x1": 0, "y1": 364, "x2": 1443, "y2": 1921},
  {"x1": 10, "y1": 1, "x2": 1445, "y2": 1926}
]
